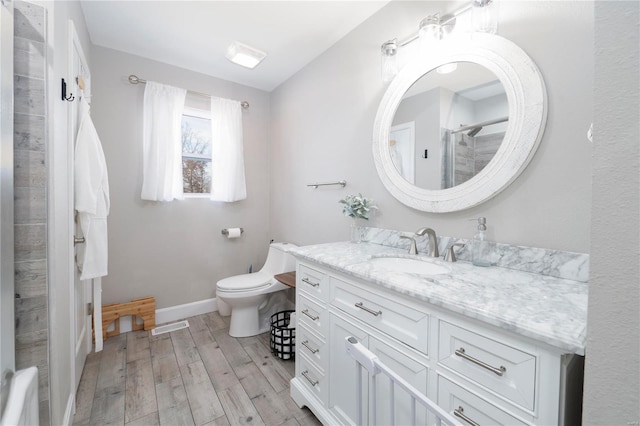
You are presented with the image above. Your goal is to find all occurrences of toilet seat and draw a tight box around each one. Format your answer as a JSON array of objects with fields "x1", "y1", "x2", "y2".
[{"x1": 217, "y1": 271, "x2": 274, "y2": 293}]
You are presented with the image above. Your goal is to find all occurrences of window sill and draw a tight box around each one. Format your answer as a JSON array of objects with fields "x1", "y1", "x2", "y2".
[{"x1": 183, "y1": 193, "x2": 211, "y2": 199}]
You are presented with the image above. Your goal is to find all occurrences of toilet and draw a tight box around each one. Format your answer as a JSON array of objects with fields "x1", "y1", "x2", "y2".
[{"x1": 216, "y1": 242, "x2": 297, "y2": 337}]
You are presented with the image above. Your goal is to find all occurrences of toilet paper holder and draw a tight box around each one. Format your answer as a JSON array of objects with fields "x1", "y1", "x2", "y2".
[{"x1": 221, "y1": 228, "x2": 244, "y2": 236}]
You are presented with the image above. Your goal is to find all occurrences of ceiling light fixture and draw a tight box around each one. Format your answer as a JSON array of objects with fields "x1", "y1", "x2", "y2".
[
  {"x1": 225, "y1": 41, "x2": 267, "y2": 69},
  {"x1": 436, "y1": 62, "x2": 458, "y2": 74}
]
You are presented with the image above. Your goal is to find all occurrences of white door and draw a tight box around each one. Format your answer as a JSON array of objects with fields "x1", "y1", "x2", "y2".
[
  {"x1": 0, "y1": 0, "x2": 14, "y2": 414},
  {"x1": 69, "y1": 21, "x2": 92, "y2": 391},
  {"x1": 389, "y1": 121, "x2": 415, "y2": 184}
]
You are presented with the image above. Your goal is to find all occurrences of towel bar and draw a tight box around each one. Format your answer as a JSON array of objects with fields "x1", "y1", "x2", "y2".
[{"x1": 307, "y1": 180, "x2": 347, "y2": 189}]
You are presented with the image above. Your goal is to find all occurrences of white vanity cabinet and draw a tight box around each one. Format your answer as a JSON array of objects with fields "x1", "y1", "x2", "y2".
[{"x1": 290, "y1": 260, "x2": 583, "y2": 426}]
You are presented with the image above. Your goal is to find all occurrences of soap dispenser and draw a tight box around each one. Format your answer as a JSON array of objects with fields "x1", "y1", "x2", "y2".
[{"x1": 472, "y1": 217, "x2": 495, "y2": 267}]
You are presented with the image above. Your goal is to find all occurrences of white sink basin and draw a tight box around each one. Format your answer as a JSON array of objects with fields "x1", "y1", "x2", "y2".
[{"x1": 368, "y1": 257, "x2": 451, "y2": 275}]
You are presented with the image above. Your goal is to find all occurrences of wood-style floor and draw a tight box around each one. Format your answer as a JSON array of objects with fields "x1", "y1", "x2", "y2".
[{"x1": 72, "y1": 312, "x2": 322, "y2": 426}]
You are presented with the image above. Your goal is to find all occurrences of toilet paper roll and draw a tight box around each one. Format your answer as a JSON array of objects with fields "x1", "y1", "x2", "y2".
[{"x1": 226, "y1": 228, "x2": 242, "y2": 238}]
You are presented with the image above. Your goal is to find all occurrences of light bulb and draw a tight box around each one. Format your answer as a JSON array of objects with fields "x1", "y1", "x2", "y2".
[
  {"x1": 381, "y1": 40, "x2": 398, "y2": 83},
  {"x1": 472, "y1": 0, "x2": 498, "y2": 34},
  {"x1": 419, "y1": 15, "x2": 442, "y2": 51},
  {"x1": 437, "y1": 63, "x2": 458, "y2": 74}
]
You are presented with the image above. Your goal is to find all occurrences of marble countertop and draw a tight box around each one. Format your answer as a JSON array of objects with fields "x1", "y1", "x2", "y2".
[{"x1": 289, "y1": 242, "x2": 588, "y2": 355}]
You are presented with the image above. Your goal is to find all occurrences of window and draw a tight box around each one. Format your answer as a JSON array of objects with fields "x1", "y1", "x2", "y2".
[{"x1": 181, "y1": 107, "x2": 212, "y2": 195}]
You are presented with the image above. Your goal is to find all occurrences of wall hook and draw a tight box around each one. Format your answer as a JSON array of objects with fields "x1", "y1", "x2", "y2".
[{"x1": 61, "y1": 78, "x2": 74, "y2": 102}]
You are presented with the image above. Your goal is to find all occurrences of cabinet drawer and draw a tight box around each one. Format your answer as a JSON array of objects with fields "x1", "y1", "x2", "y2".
[
  {"x1": 330, "y1": 278, "x2": 429, "y2": 354},
  {"x1": 297, "y1": 353, "x2": 327, "y2": 405},
  {"x1": 298, "y1": 294, "x2": 328, "y2": 338},
  {"x1": 297, "y1": 324, "x2": 325, "y2": 370},
  {"x1": 298, "y1": 264, "x2": 330, "y2": 302},
  {"x1": 438, "y1": 321, "x2": 536, "y2": 411},
  {"x1": 437, "y1": 376, "x2": 531, "y2": 426}
]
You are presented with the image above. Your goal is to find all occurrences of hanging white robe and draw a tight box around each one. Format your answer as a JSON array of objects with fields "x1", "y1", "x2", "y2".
[{"x1": 75, "y1": 96, "x2": 110, "y2": 280}]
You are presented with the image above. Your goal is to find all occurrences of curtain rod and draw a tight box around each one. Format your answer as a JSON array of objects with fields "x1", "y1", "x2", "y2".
[
  {"x1": 450, "y1": 116, "x2": 508, "y2": 134},
  {"x1": 128, "y1": 75, "x2": 249, "y2": 110}
]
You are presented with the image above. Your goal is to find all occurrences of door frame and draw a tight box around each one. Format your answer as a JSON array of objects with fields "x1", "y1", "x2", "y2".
[{"x1": 67, "y1": 19, "x2": 93, "y2": 394}]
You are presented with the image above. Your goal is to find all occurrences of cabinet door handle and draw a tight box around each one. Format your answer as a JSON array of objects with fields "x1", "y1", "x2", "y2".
[
  {"x1": 301, "y1": 340, "x2": 319, "y2": 354},
  {"x1": 453, "y1": 406, "x2": 480, "y2": 426},
  {"x1": 301, "y1": 309, "x2": 319, "y2": 321},
  {"x1": 301, "y1": 277, "x2": 320, "y2": 287},
  {"x1": 455, "y1": 347, "x2": 506, "y2": 376},
  {"x1": 301, "y1": 370, "x2": 318, "y2": 386},
  {"x1": 355, "y1": 302, "x2": 382, "y2": 317}
]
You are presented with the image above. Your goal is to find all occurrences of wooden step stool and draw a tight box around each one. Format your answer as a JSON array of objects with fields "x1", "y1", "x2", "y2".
[{"x1": 100, "y1": 296, "x2": 156, "y2": 340}]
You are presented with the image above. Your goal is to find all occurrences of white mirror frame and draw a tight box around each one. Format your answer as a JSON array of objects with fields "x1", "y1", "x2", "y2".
[{"x1": 373, "y1": 33, "x2": 547, "y2": 213}]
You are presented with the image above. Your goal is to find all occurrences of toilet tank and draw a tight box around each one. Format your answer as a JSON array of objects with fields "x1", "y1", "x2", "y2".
[{"x1": 260, "y1": 242, "x2": 297, "y2": 275}]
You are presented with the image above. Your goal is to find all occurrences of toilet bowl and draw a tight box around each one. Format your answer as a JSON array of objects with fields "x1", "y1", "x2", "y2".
[{"x1": 216, "y1": 242, "x2": 297, "y2": 337}]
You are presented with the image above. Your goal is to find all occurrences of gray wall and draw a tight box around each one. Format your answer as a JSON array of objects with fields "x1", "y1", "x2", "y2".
[
  {"x1": 269, "y1": 1, "x2": 593, "y2": 253},
  {"x1": 583, "y1": 2, "x2": 640, "y2": 424},
  {"x1": 90, "y1": 47, "x2": 272, "y2": 309}
]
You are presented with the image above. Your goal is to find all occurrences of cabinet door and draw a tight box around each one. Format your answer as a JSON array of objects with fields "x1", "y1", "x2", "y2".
[
  {"x1": 369, "y1": 337, "x2": 429, "y2": 426},
  {"x1": 329, "y1": 314, "x2": 369, "y2": 426}
]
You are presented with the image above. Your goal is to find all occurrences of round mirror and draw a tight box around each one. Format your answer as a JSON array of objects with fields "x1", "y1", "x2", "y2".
[
  {"x1": 390, "y1": 62, "x2": 508, "y2": 190},
  {"x1": 373, "y1": 34, "x2": 547, "y2": 212}
]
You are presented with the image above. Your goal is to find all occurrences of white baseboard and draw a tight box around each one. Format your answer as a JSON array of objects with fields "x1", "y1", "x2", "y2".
[
  {"x1": 108, "y1": 298, "x2": 218, "y2": 334},
  {"x1": 156, "y1": 297, "x2": 218, "y2": 325}
]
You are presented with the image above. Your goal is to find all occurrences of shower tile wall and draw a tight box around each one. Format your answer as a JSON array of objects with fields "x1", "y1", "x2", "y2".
[
  {"x1": 454, "y1": 133, "x2": 475, "y2": 185},
  {"x1": 475, "y1": 133, "x2": 504, "y2": 173},
  {"x1": 453, "y1": 132, "x2": 504, "y2": 186},
  {"x1": 13, "y1": 1, "x2": 49, "y2": 424}
]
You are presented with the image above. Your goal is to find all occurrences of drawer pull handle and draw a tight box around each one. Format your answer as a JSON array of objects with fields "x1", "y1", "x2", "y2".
[
  {"x1": 455, "y1": 348, "x2": 506, "y2": 376},
  {"x1": 301, "y1": 340, "x2": 319, "y2": 354},
  {"x1": 453, "y1": 406, "x2": 480, "y2": 426},
  {"x1": 355, "y1": 302, "x2": 382, "y2": 317},
  {"x1": 302, "y1": 277, "x2": 320, "y2": 287},
  {"x1": 302, "y1": 309, "x2": 319, "y2": 321},
  {"x1": 301, "y1": 370, "x2": 318, "y2": 386}
]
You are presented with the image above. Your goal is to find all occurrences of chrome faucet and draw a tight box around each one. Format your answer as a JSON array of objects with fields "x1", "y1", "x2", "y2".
[
  {"x1": 399, "y1": 235, "x2": 418, "y2": 255},
  {"x1": 400, "y1": 228, "x2": 439, "y2": 256},
  {"x1": 415, "y1": 227, "x2": 439, "y2": 257},
  {"x1": 444, "y1": 243, "x2": 466, "y2": 262}
]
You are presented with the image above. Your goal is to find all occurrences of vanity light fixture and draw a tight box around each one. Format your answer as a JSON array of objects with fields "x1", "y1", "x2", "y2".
[
  {"x1": 225, "y1": 41, "x2": 267, "y2": 69},
  {"x1": 471, "y1": 0, "x2": 499, "y2": 35},
  {"x1": 381, "y1": 39, "x2": 398, "y2": 82},
  {"x1": 418, "y1": 14, "x2": 458, "y2": 74},
  {"x1": 418, "y1": 13, "x2": 457, "y2": 46},
  {"x1": 380, "y1": 0, "x2": 499, "y2": 81}
]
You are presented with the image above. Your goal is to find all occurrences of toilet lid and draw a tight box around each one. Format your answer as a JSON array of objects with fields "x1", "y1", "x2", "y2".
[{"x1": 216, "y1": 271, "x2": 274, "y2": 292}]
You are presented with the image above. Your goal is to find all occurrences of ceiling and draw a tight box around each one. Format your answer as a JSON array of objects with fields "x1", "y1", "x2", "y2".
[{"x1": 80, "y1": 1, "x2": 390, "y2": 92}]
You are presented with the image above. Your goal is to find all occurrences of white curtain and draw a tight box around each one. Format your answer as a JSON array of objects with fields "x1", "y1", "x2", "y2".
[
  {"x1": 210, "y1": 97, "x2": 247, "y2": 202},
  {"x1": 141, "y1": 81, "x2": 187, "y2": 201}
]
